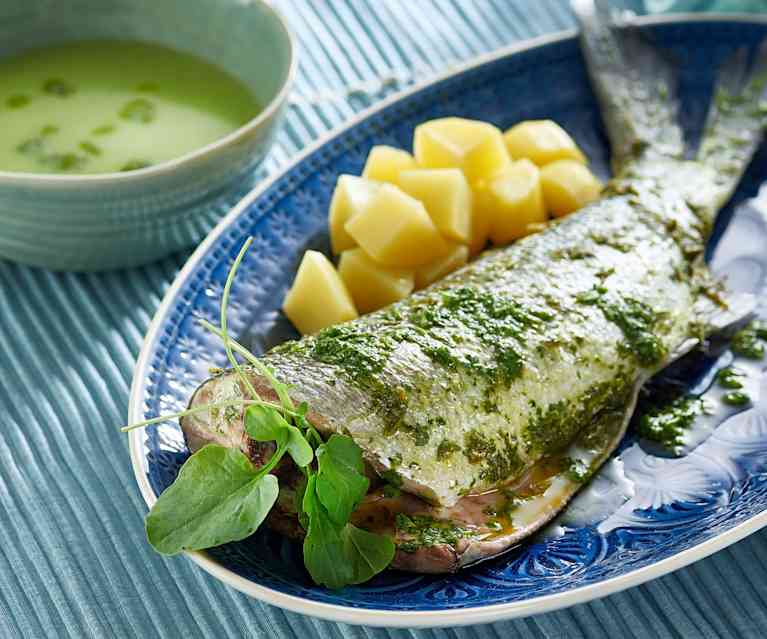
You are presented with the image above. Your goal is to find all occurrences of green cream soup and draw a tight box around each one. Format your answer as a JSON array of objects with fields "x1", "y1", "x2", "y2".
[{"x1": 0, "y1": 40, "x2": 260, "y2": 174}]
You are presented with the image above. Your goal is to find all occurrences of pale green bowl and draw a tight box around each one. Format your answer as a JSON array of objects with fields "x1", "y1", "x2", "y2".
[{"x1": 0, "y1": 0, "x2": 295, "y2": 271}]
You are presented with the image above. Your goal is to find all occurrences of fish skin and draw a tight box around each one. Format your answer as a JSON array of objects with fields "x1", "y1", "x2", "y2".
[{"x1": 180, "y1": 2, "x2": 767, "y2": 571}]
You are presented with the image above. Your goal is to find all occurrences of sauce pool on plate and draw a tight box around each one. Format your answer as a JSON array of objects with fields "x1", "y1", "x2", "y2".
[{"x1": 0, "y1": 40, "x2": 261, "y2": 174}]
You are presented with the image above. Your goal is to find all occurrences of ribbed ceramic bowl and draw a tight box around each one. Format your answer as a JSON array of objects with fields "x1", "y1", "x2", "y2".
[{"x1": 0, "y1": 0, "x2": 295, "y2": 271}]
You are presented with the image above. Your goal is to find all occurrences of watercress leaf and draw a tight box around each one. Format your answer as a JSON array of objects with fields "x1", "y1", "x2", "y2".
[
  {"x1": 245, "y1": 405, "x2": 289, "y2": 441},
  {"x1": 301, "y1": 473, "x2": 395, "y2": 588},
  {"x1": 285, "y1": 425, "x2": 313, "y2": 467},
  {"x1": 294, "y1": 476, "x2": 309, "y2": 531},
  {"x1": 145, "y1": 444, "x2": 279, "y2": 555},
  {"x1": 245, "y1": 406, "x2": 312, "y2": 467},
  {"x1": 341, "y1": 524, "x2": 396, "y2": 585},
  {"x1": 302, "y1": 476, "x2": 355, "y2": 589},
  {"x1": 297, "y1": 401, "x2": 309, "y2": 417},
  {"x1": 298, "y1": 421, "x2": 324, "y2": 448},
  {"x1": 302, "y1": 473, "x2": 319, "y2": 516},
  {"x1": 316, "y1": 434, "x2": 369, "y2": 526},
  {"x1": 290, "y1": 414, "x2": 307, "y2": 434}
]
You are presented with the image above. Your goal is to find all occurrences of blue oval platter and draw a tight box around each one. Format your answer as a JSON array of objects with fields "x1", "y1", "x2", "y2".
[{"x1": 129, "y1": 15, "x2": 767, "y2": 628}]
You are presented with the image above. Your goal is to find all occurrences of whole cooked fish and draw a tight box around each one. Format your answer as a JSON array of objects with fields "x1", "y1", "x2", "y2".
[{"x1": 182, "y1": 0, "x2": 767, "y2": 573}]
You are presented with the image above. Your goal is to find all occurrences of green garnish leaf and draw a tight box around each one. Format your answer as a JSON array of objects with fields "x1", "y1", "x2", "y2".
[
  {"x1": 44, "y1": 152, "x2": 86, "y2": 172},
  {"x1": 43, "y1": 78, "x2": 75, "y2": 96},
  {"x1": 16, "y1": 138, "x2": 44, "y2": 157},
  {"x1": 244, "y1": 405, "x2": 313, "y2": 467},
  {"x1": 316, "y1": 434, "x2": 369, "y2": 526},
  {"x1": 91, "y1": 124, "x2": 115, "y2": 136},
  {"x1": 145, "y1": 444, "x2": 279, "y2": 555},
  {"x1": 302, "y1": 475, "x2": 394, "y2": 589},
  {"x1": 79, "y1": 141, "x2": 102, "y2": 156},
  {"x1": 302, "y1": 475, "x2": 352, "y2": 588},
  {"x1": 245, "y1": 404, "x2": 289, "y2": 441},
  {"x1": 120, "y1": 98, "x2": 156, "y2": 123},
  {"x1": 295, "y1": 476, "x2": 310, "y2": 530},
  {"x1": 6, "y1": 94, "x2": 30, "y2": 109},
  {"x1": 285, "y1": 427, "x2": 314, "y2": 468},
  {"x1": 341, "y1": 523, "x2": 396, "y2": 585},
  {"x1": 120, "y1": 159, "x2": 151, "y2": 171}
]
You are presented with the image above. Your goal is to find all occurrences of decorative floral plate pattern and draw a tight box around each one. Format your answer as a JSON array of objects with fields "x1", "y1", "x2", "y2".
[{"x1": 129, "y1": 16, "x2": 767, "y2": 628}]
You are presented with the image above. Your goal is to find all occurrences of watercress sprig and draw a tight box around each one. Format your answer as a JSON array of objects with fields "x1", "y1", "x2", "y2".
[{"x1": 131, "y1": 237, "x2": 395, "y2": 589}]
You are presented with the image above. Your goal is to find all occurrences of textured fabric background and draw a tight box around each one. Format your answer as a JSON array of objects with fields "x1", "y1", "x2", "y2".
[{"x1": 2, "y1": 1, "x2": 767, "y2": 637}]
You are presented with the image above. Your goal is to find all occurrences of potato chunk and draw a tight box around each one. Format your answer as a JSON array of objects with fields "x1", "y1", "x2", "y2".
[
  {"x1": 344, "y1": 184, "x2": 448, "y2": 268},
  {"x1": 503, "y1": 120, "x2": 586, "y2": 166},
  {"x1": 338, "y1": 248, "x2": 414, "y2": 313},
  {"x1": 468, "y1": 180, "x2": 494, "y2": 256},
  {"x1": 283, "y1": 251, "x2": 358, "y2": 335},
  {"x1": 413, "y1": 117, "x2": 505, "y2": 176},
  {"x1": 328, "y1": 175, "x2": 381, "y2": 254},
  {"x1": 415, "y1": 243, "x2": 469, "y2": 289},
  {"x1": 463, "y1": 131, "x2": 512, "y2": 185},
  {"x1": 487, "y1": 159, "x2": 547, "y2": 245},
  {"x1": 361, "y1": 145, "x2": 417, "y2": 183},
  {"x1": 540, "y1": 160, "x2": 602, "y2": 218},
  {"x1": 397, "y1": 168, "x2": 472, "y2": 243}
]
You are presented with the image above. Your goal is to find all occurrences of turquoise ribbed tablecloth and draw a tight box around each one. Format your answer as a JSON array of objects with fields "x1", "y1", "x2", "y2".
[{"x1": 3, "y1": 1, "x2": 767, "y2": 637}]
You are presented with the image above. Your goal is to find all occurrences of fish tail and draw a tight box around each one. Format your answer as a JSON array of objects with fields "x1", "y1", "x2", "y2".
[
  {"x1": 572, "y1": 0, "x2": 684, "y2": 172},
  {"x1": 697, "y1": 41, "x2": 767, "y2": 208}
]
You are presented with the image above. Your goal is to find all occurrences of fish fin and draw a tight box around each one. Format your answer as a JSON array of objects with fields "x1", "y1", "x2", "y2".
[
  {"x1": 572, "y1": 0, "x2": 684, "y2": 172},
  {"x1": 704, "y1": 292, "x2": 757, "y2": 334},
  {"x1": 666, "y1": 292, "x2": 757, "y2": 363},
  {"x1": 697, "y1": 41, "x2": 767, "y2": 208}
]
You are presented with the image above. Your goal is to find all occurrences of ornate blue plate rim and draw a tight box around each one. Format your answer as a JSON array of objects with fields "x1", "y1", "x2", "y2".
[{"x1": 129, "y1": 13, "x2": 767, "y2": 628}]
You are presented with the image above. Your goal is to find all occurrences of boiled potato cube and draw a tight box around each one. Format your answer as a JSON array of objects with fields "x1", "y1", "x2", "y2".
[
  {"x1": 362, "y1": 145, "x2": 417, "y2": 183},
  {"x1": 463, "y1": 131, "x2": 512, "y2": 185},
  {"x1": 540, "y1": 160, "x2": 602, "y2": 218},
  {"x1": 283, "y1": 250, "x2": 358, "y2": 335},
  {"x1": 329, "y1": 175, "x2": 381, "y2": 254},
  {"x1": 344, "y1": 184, "x2": 448, "y2": 267},
  {"x1": 488, "y1": 159, "x2": 546, "y2": 245},
  {"x1": 468, "y1": 180, "x2": 494, "y2": 256},
  {"x1": 397, "y1": 168, "x2": 472, "y2": 243},
  {"x1": 415, "y1": 243, "x2": 469, "y2": 289},
  {"x1": 338, "y1": 248, "x2": 414, "y2": 313},
  {"x1": 503, "y1": 120, "x2": 587, "y2": 166},
  {"x1": 413, "y1": 117, "x2": 504, "y2": 173},
  {"x1": 414, "y1": 117, "x2": 508, "y2": 254}
]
